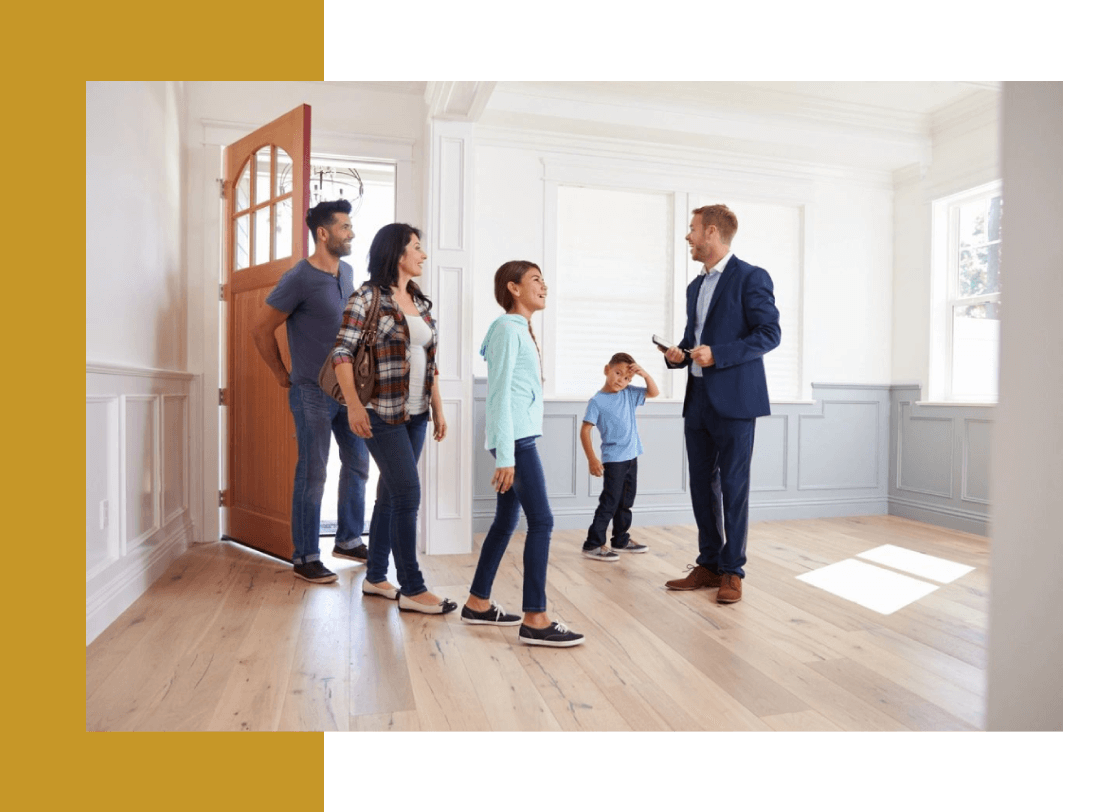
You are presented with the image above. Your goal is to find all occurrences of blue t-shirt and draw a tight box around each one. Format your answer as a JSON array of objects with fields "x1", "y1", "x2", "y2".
[
  {"x1": 583, "y1": 385, "x2": 646, "y2": 463},
  {"x1": 265, "y1": 259, "x2": 355, "y2": 386}
]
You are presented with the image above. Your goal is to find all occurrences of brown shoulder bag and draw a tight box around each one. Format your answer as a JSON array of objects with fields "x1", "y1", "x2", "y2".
[{"x1": 318, "y1": 285, "x2": 382, "y2": 406}]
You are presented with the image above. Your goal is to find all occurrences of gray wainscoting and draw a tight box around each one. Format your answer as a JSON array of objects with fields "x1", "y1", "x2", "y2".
[
  {"x1": 888, "y1": 385, "x2": 993, "y2": 535},
  {"x1": 471, "y1": 381, "x2": 953, "y2": 534}
]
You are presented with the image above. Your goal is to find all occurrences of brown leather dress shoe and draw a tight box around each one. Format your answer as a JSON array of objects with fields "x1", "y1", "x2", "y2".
[
  {"x1": 665, "y1": 565, "x2": 722, "y2": 590},
  {"x1": 717, "y1": 573, "x2": 742, "y2": 604}
]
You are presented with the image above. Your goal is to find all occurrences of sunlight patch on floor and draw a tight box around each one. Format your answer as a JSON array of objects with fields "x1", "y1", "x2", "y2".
[
  {"x1": 855, "y1": 544, "x2": 974, "y2": 583},
  {"x1": 796, "y1": 558, "x2": 941, "y2": 615}
]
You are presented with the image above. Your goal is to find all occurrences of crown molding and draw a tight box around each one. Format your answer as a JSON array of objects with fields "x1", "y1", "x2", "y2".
[
  {"x1": 425, "y1": 81, "x2": 497, "y2": 121},
  {"x1": 474, "y1": 123, "x2": 895, "y2": 191}
]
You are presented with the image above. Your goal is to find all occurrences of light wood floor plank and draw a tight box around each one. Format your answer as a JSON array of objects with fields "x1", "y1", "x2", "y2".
[
  {"x1": 85, "y1": 517, "x2": 990, "y2": 732},
  {"x1": 763, "y1": 710, "x2": 844, "y2": 732}
]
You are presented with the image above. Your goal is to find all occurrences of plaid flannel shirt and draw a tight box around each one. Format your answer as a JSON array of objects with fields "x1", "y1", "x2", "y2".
[{"x1": 331, "y1": 283, "x2": 437, "y2": 424}]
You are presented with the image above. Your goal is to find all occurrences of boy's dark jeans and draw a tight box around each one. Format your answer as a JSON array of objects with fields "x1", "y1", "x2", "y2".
[{"x1": 584, "y1": 458, "x2": 638, "y2": 549}]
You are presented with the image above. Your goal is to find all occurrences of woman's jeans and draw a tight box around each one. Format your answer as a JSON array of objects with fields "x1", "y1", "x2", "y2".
[
  {"x1": 288, "y1": 382, "x2": 370, "y2": 565},
  {"x1": 470, "y1": 436, "x2": 553, "y2": 613},
  {"x1": 363, "y1": 409, "x2": 429, "y2": 595}
]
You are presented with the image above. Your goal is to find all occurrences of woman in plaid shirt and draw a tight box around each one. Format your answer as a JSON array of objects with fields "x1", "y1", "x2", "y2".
[{"x1": 331, "y1": 223, "x2": 456, "y2": 615}]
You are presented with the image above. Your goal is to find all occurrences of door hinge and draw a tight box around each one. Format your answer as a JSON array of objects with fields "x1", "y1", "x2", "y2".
[
  {"x1": 219, "y1": 284, "x2": 227, "y2": 301},
  {"x1": 218, "y1": 490, "x2": 228, "y2": 507},
  {"x1": 218, "y1": 387, "x2": 228, "y2": 406},
  {"x1": 218, "y1": 178, "x2": 227, "y2": 199}
]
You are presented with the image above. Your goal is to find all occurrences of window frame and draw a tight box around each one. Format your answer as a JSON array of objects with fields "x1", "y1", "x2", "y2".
[{"x1": 931, "y1": 180, "x2": 1003, "y2": 404}]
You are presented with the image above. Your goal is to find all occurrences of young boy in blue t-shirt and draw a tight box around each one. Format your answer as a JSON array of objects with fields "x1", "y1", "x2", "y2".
[{"x1": 579, "y1": 353, "x2": 660, "y2": 561}]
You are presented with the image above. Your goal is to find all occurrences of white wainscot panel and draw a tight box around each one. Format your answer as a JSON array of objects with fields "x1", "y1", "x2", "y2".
[
  {"x1": 87, "y1": 397, "x2": 118, "y2": 579},
  {"x1": 163, "y1": 394, "x2": 187, "y2": 521},
  {"x1": 86, "y1": 364, "x2": 196, "y2": 645},
  {"x1": 435, "y1": 399, "x2": 464, "y2": 520},
  {"x1": 799, "y1": 401, "x2": 880, "y2": 490},
  {"x1": 439, "y1": 137, "x2": 466, "y2": 250},
  {"x1": 125, "y1": 395, "x2": 157, "y2": 547},
  {"x1": 437, "y1": 266, "x2": 463, "y2": 382}
]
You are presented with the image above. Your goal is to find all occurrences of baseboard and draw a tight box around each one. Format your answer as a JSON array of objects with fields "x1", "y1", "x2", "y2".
[
  {"x1": 86, "y1": 515, "x2": 192, "y2": 645},
  {"x1": 888, "y1": 496, "x2": 990, "y2": 537}
]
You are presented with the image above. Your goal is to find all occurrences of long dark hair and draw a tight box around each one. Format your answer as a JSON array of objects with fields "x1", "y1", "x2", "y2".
[{"x1": 367, "y1": 223, "x2": 431, "y2": 307}]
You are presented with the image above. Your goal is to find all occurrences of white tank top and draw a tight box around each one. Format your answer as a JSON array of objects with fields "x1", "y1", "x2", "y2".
[{"x1": 405, "y1": 312, "x2": 432, "y2": 415}]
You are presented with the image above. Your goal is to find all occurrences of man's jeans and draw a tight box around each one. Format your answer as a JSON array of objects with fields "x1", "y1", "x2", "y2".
[
  {"x1": 288, "y1": 382, "x2": 370, "y2": 565},
  {"x1": 470, "y1": 436, "x2": 553, "y2": 613},
  {"x1": 363, "y1": 409, "x2": 430, "y2": 596},
  {"x1": 583, "y1": 458, "x2": 638, "y2": 549}
]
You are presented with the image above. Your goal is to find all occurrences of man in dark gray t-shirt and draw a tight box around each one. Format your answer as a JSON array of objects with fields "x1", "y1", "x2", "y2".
[{"x1": 251, "y1": 199, "x2": 370, "y2": 584}]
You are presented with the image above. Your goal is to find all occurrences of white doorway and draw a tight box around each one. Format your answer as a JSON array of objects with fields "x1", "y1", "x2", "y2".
[{"x1": 312, "y1": 157, "x2": 396, "y2": 535}]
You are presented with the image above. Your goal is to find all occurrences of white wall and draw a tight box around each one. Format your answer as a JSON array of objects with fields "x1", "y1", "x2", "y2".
[
  {"x1": 890, "y1": 95, "x2": 1000, "y2": 394},
  {"x1": 86, "y1": 81, "x2": 187, "y2": 370},
  {"x1": 86, "y1": 82, "x2": 195, "y2": 643},
  {"x1": 471, "y1": 133, "x2": 896, "y2": 395},
  {"x1": 985, "y1": 82, "x2": 1062, "y2": 731}
]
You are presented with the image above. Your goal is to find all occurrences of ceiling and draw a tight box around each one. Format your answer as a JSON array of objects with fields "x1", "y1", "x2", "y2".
[{"x1": 361, "y1": 80, "x2": 1001, "y2": 172}]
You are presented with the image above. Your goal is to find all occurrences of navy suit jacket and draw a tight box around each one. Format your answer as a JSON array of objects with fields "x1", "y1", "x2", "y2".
[{"x1": 668, "y1": 253, "x2": 781, "y2": 419}]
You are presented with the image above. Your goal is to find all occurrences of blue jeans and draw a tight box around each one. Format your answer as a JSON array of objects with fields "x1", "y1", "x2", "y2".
[
  {"x1": 288, "y1": 382, "x2": 370, "y2": 565},
  {"x1": 363, "y1": 409, "x2": 430, "y2": 596},
  {"x1": 684, "y1": 375, "x2": 756, "y2": 578},
  {"x1": 584, "y1": 457, "x2": 638, "y2": 549},
  {"x1": 470, "y1": 436, "x2": 553, "y2": 613}
]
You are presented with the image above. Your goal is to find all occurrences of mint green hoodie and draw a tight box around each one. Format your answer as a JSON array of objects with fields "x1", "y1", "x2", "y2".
[{"x1": 481, "y1": 314, "x2": 543, "y2": 468}]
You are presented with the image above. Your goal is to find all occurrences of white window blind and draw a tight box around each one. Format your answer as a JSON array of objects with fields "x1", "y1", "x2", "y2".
[
  {"x1": 554, "y1": 186, "x2": 674, "y2": 399},
  {"x1": 698, "y1": 196, "x2": 802, "y2": 401}
]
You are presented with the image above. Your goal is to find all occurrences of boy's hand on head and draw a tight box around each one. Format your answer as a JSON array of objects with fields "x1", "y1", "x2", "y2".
[{"x1": 588, "y1": 460, "x2": 604, "y2": 477}]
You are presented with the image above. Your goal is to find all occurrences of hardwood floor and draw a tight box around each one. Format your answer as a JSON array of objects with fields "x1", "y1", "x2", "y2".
[{"x1": 85, "y1": 516, "x2": 988, "y2": 732}]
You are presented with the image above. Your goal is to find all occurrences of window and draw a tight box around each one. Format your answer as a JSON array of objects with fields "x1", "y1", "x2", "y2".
[
  {"x1": 933, "y1": 182, "x2": 1002, "y2": 402},
  {"x1": 550, "y1": 186, "x2": 804, "y2": 401},
  {"x1": 552, "y1": 186, "x2": 675, "y2": 398}
]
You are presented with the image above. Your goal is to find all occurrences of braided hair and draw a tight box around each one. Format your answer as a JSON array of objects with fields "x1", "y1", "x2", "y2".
[{"x1": 493, "y1": 260, "x2": 544, "y2": 380}]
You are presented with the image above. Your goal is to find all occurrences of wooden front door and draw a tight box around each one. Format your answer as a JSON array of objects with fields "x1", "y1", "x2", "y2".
[{"x1": 223, "y1": 105, "x2": 311, "y2": 561}]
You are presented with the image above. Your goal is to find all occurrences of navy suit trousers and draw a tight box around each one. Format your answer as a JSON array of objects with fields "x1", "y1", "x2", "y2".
[{"x1": 684, "y1": 375, "x2": 756, "y2": 578}]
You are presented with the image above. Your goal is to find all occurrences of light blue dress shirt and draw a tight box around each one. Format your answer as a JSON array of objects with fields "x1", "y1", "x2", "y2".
[{"x1": 691, "y1": 248, "x2": 736, "y2": 377}]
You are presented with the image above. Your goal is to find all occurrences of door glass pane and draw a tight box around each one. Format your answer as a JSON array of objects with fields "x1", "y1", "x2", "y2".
[
  {"x1": 235, "y1": 160, "x2": 251, "y2": 213},
  {"x1": 255, "y1": 207, "x2": 271, "y2": 266},
  {"x1": 275, "y1": 198, "x2": 293, "y2": 259},
  {"x1": 234, "y1": 214, "x2": 250, "y2": 271},
  {"x1": 275, "y1": 147, "x2": 293, "y2": 198},
  {"x1": 255, "y1": 146, "x2": 272, "y2": 206}
]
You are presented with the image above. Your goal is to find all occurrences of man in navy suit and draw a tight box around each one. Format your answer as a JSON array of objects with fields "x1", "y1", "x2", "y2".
[{"x1": 661, "y1": 204, "x2": 781, "y2": 604}]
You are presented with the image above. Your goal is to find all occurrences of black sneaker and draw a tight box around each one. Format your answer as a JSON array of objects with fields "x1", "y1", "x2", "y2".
[
  {"x1": 292, "y1": 561, "x2": 338, "y2": 584},
  {"x1": 519, "y1": 620, "x2": 585, "y2": 648},
  {"x1": 333, "y1": 543, "x2": 369, "y2": 562},
  {"x1": 583, "y1": 546, "x2": 620, "y2": 561},
  {"x1": 461, "y1": 601, "x2": 522, "y2": 626}
]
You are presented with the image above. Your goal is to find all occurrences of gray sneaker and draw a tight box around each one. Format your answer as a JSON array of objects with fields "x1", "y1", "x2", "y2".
[{"x1": 583, "y1": 546, "x2": 620, "y2": 561}]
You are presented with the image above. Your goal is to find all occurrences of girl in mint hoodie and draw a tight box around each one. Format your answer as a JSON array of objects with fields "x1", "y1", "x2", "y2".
[{"x1": 461, "y1": 261, "x2": 585, "y2": 647}]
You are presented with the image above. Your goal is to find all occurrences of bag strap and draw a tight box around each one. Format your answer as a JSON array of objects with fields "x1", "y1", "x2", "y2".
[{"x1": 362, "y1": 285, "x2": 383, "y2": 343}]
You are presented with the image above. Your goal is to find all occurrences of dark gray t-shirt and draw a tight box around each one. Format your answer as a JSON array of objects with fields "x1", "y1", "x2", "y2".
[{"x1": 265, "y1": 259, "x2": 355, "y2": 386}]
